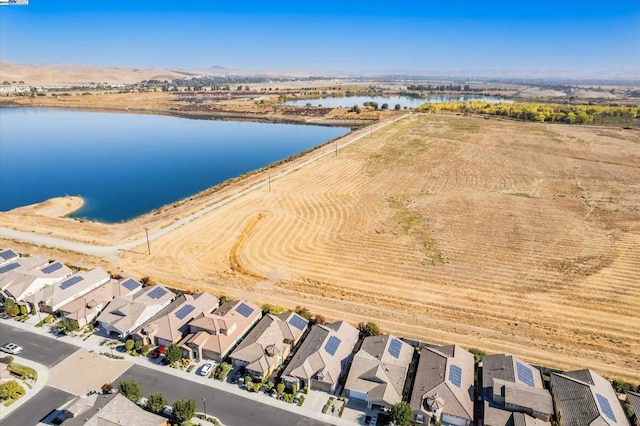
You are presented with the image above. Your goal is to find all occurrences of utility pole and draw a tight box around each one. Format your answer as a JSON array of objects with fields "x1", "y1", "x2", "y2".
[
  {"x1": 144, "y1": 228, "x2": 151, "y2": 255},
  {"x1": 268, "y1": 173, "x2": 271, "y2": 192}
]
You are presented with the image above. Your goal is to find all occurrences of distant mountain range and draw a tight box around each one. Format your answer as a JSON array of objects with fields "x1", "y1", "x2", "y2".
[{"x1": 1, "y1": 61, "x2": 638, "y2": 85}]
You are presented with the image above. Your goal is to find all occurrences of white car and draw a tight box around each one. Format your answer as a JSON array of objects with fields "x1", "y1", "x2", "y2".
[
  {"x1": 0, "y1": 343, "x2": 23, "y2": 354},
  {"x1": 200, "y1": 362, "x2": 214, "y2": 376}
]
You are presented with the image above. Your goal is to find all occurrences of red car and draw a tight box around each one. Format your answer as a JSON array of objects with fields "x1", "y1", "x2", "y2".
[{"x1": 150, "y1": 345, "x2": 166, "y2": 358}]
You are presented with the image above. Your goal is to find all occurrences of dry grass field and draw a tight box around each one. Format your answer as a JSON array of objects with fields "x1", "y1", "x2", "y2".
[{"x1": 2, "y1": 113, "x2": 639, "y2": 382}]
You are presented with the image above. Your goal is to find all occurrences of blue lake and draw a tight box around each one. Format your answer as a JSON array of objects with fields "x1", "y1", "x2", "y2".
[
  {"x1": 0, "y1": 108, "x2": 349, "y2": 223},
  {"x1": 284, "y1": 94, "x2": 511, "y2": 109}
]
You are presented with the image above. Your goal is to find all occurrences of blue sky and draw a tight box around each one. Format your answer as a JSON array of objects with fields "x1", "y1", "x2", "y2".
[{"x1": 1, "y1": 1, "x2": 639, "y2": 74}]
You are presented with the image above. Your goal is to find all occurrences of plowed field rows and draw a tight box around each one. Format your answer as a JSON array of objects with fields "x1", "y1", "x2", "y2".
[{"x1": 6, "y1": 113, "x2": 640, "y2": 381}]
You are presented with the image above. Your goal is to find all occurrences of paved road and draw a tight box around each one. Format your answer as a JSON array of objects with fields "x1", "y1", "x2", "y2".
[
  {"x1": 0, "y1": 322, "x2": 77, "y2": 368},
  {"x1": 0, "y1": 385, "x2": 73, "y2": 426},
  {"x1": 0, "y1": 114, "x2": 409, "y2": 258},
  {"x1": 115, "y1": 364, "x2": 329, "y2": 426}
]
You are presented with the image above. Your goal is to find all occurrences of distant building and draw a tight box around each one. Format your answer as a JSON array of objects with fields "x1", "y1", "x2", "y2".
[
  {"x1": 97, "y1": 284, "x2": 174, "y2": 339},
  {"x1": 178, "y1": 300, "x2": 262, "y2": 362},
  {"x1": 344, "y1": 334, "x2": 413, "y2": 411},
  {"x1": 280, "y1": 321, "x2": 359, "y2": 393},
  {"x1": 410, "y1": 344, "x2": 474, "y2": 426},
  {"x1": 230, "y1": 311, "x2": 308, "y2": 381},
  {"x1": 550, "y1": 369, "x2": 629, "y2": 426},
  {"x1": 0, "y1": 254, "x2": 49, "y2": 285},
  {"x1": 132, "y1": 292, "x2": 219, "y2": 347},
  {"x1": 482, "y1": 354, "x2": 553, "y2": 425}
]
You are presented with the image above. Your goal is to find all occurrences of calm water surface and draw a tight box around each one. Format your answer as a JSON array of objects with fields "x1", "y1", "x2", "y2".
[
  {"x1": 284, "y1": 94, "x2": 510, "y2": 109},
  {"x1": 0, "y1": 108, "x2": 349, "y2": 222}
]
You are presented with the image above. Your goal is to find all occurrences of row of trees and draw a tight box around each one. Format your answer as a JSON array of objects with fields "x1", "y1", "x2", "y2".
[
  {"x1": 416, "y1": 101, "x2": 639, "y2": 124},
  {"x1": 115, "y1": 380, "x2": 196, "y2": 424}
]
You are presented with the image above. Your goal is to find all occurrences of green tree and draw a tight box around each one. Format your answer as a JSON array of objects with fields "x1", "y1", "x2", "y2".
[
  {"x1": 55, "y1": 317, "x2": 79, "y2": 334},
  {"x1": 141, "y1": 344, "x2": 150, "y2": 356},
  {"x1": 146, "y1": 392, "x2": 167, "y2": 414},
  {"x1": 394, "y1": 104, "x2": 402, "y2": 110},
  {"x1": 215, "y1": 362, "x2": 232, "y2": 380},
  {"x1": 117, "y1": 380, "x2": 142, "y2": 403},
  {"x1": 381, "y1": 103, "x2": 389, "y2": 110},
  {"x1": 357, "y1": 321, "x2": 381, "y2": 337},
  {"x1": 134, "y1": 340, "x2": 143, "y2": 351},
  {"x1": 0, "y1": 380, "x2": 25, "y2": 401},
  {"x1": 244, "y1": 375, "x2": 253, "y2": 388},
  {"x1": 469, "y1": 348, "x2": 487, "y2": 364},
  {"x1": 390, "y1": 402, "x2": 412, "y2": 426},
  {"x1": 172, "y1": 398, "x2": 196, "y2": 423},
  {"x1": 294, "y1": 306, "x2": 312, "y2": 320},
  {"x1": 276, "y1": 382, "x2": 285, "y2": 397},
  {"x1": 165, "y1": 343, "x2": 182, "y2": 364},
  {"x1": 19, "y1": 305, "x2": 27, "y2": 316},
  {"x1": 4, "y1": 299, "x2": 19, "y2": 317},
  {"x1": 125, "y1": 339, "x2": 135, "y2": 352}
]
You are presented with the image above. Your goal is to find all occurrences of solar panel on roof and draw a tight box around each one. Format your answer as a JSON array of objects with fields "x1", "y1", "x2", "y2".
[
  {"x1": 596, "y1": 393, "x2": 617, "y2": 422},
  {"x1": 449, "y1": 364, "x2": 462, "y2": 388},
  {"x1": 147, "y1": 287, "x2": 168, "y2": 299},
  {"x1": 324, "y1": 336, "x2": 341, "y2": 356},
  {"x1": 121, "y1": 279, "x2": 140, "y2": 291},
  {"x1": 388, "y1": 338, "x2": 402, "y2": 359},
  {"x1": 42, "y1": 262, "x2": 63, "y2": 274},
  {"x1": 60, "y1": 275, "x2": 84, "y2": 290},
  {"x1": 0, "y1": 263, "x2": 20, "y2": 274},
  {"x1": 175, "y1": 304, "x2": 196, "y2": 320},
  {"x1": 236, "y1": 302, "x2": 254, "y2": 318},
  {"x1": 516, "y1": 361, "x2": 535, "y2": 387},
  {"x1": 288, "y1": 315, "x2": 307, "y2": 331},
  {"x1": 0, "y1": 250, "x2": 17, "y2": 261}
]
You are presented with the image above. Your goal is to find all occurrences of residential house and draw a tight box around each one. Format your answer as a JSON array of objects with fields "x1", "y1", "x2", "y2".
[
  {"x1": 0, "y1": 254, "x2": 49, "y2": 287},
  {"x1": 625, "y1": 391, "x2": 640, "y2": 426},
  {"x1": 178, "y1": 300, "x2": 262, "y2": 362},
  {"x1": 280, "y1": 320, "x2": 359, "y2": 393},
  {"x1": 60, "y1": 393, "x2": 166, "y2": 426},
  {"x1": 410, "y1": 344, "x2": 474, "y2": 426},
  {"x1": 550, "y1": 369, "x2": 630, "y2": 426},
  {"x1": 58, "y1": 277, "x2": 142, "y2": 329},
  {"x1": 24, "y1": 268, "x2": 111, "y2": 314},
  {"x1": 97, "y1": 284, "x2": 174, "y2": 339},
  {"x1": 230, "y1": 311, "x2": 309, "y2": 381},
  {"x1": 0, "y1": 260, "x2": 73, "y2": 303},
  {"x1": 344, "y1": 334, "x2": 413, "y2": 411},
  {"x1": 132, "y1": 292, "x2": 219, "y2": 347},
  {"x1": 482, "y1": 354, "x2": 553, "y2": 426}
]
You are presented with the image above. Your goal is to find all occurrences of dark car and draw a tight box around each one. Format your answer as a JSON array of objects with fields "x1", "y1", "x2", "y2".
[{"x1": 150, "y1": 344, "x2": 166, "y2": 358}]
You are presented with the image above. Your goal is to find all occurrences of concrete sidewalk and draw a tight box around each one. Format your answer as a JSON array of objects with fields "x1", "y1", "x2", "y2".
[
  {"x1": 0, "y1": 354, "x2": 49, "y2": 419},
  {"x1": 2, "y1": 316, "x2": 359, "y2": 425}
]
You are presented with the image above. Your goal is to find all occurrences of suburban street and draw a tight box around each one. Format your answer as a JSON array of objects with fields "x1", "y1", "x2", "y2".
[
  {"x1": 0, "y1": 386, "x2": 73, "y2": 426},
  {"x1": 0, "y1": 322, "x2": 332, "y2": 426},
  {"x1": 115, "y1": 365, "x2": 329, "y2": 426},
  {"x1": 0, "y1": 323, "x2": 77, "y2": 367}
]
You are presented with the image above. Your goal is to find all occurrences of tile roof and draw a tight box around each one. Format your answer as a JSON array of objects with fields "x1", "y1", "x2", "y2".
[
  {"x1": 551, "y1": 369, "x2": 629, "y2": 426},
  {"x1": 410, "y1": 345, "x2": 474, "y2": 422},
  {"x1": 281, "y1": 321, "x2": 359, "y2": 388},
  {"x1": 344, "y1": 334, "x2": 413, "y2": 408},
  {"x1": 230, "y1": 312, "x2": 308, "y2": 375},
  {"x1": 61, "y1": 393, "x2": 164, "y2": 426}
]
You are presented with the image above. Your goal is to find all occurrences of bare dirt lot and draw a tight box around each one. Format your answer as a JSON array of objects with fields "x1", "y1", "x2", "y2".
[{"x1": 2, "y1": 114, "x2": 639, "y2": 382}]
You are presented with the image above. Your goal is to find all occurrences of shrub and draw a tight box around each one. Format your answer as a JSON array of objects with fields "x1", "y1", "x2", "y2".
[
  {"x1": 291, "y1": 384, "x2": 297, "y2": 395},
  {"x1": 276, "y1": 382, "x2": 285, "y2": 396},
  {"x1": 303, "y1": 386, "x2": 309, "y2": 394},
  {"x1": 30, "y1": 306, "x2": 36, "y2": 315},
  {"x1": 357, "y1": 321, "x2": 381, "y2": 337},
  {"x1": 0, "y1": 380, "x2": 25, "y2": 401},
  {"x1": 313, "y1": 314, "x2": 326, "y2": 325},
  {"x1": 5, "y1": 356, "x2": 14, "y2": 364},
  {"x1": 215, "y1": 362, "x2": 232, "y2": 380},
  {"x1": 297, "y1": 395, "x2": 305, "y2": 406},
  {"x1": 19, "y1": 305, "x2": 27, "y2": 316},
  {"x1": 469, "y1": 348, "x2": 487, "y2": 364},
  {"x1": 134, "y1": 340, "x2": 143, "y2": 350},
  {"x1": 141, "y1": 345, "x2": 150, "y2": 356},
  {"x1": 146, "y1": 392, "x2": 167, "y2": 414},
  {"x1": 124, "y1": 339, "x2": 135, "y2": 352},
  {"x1": 101, "y1": 383, "x2": 113, "y2": 394},
  {"x1": 266, "y1": 380, "x2": 275, "y2": 390},
  {"x1": 44, "y1": 315, "x2": 54, "y2": 324},
  {"x1": 8, "y1": 363, "x2": 37, "y2": 380},
  {"x1": 294, "y1": 306, "x2": 312, "y2": 320}
]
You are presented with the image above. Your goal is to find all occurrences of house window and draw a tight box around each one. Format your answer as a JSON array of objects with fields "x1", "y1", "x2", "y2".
[{"x1": 415, "y1": 413, "x2": 424, "y2": 424}]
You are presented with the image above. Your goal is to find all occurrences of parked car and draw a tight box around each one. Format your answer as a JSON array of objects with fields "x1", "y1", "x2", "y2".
[
  {"x1": 200, "y1": 362, "x2": 214, "y2": 376},
  {"x1": 0, "y1": 343, "x2": 23, "y2": 354},
  {"x1": 150, "y1": 344, "x2": 166, "y2": 358}
]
